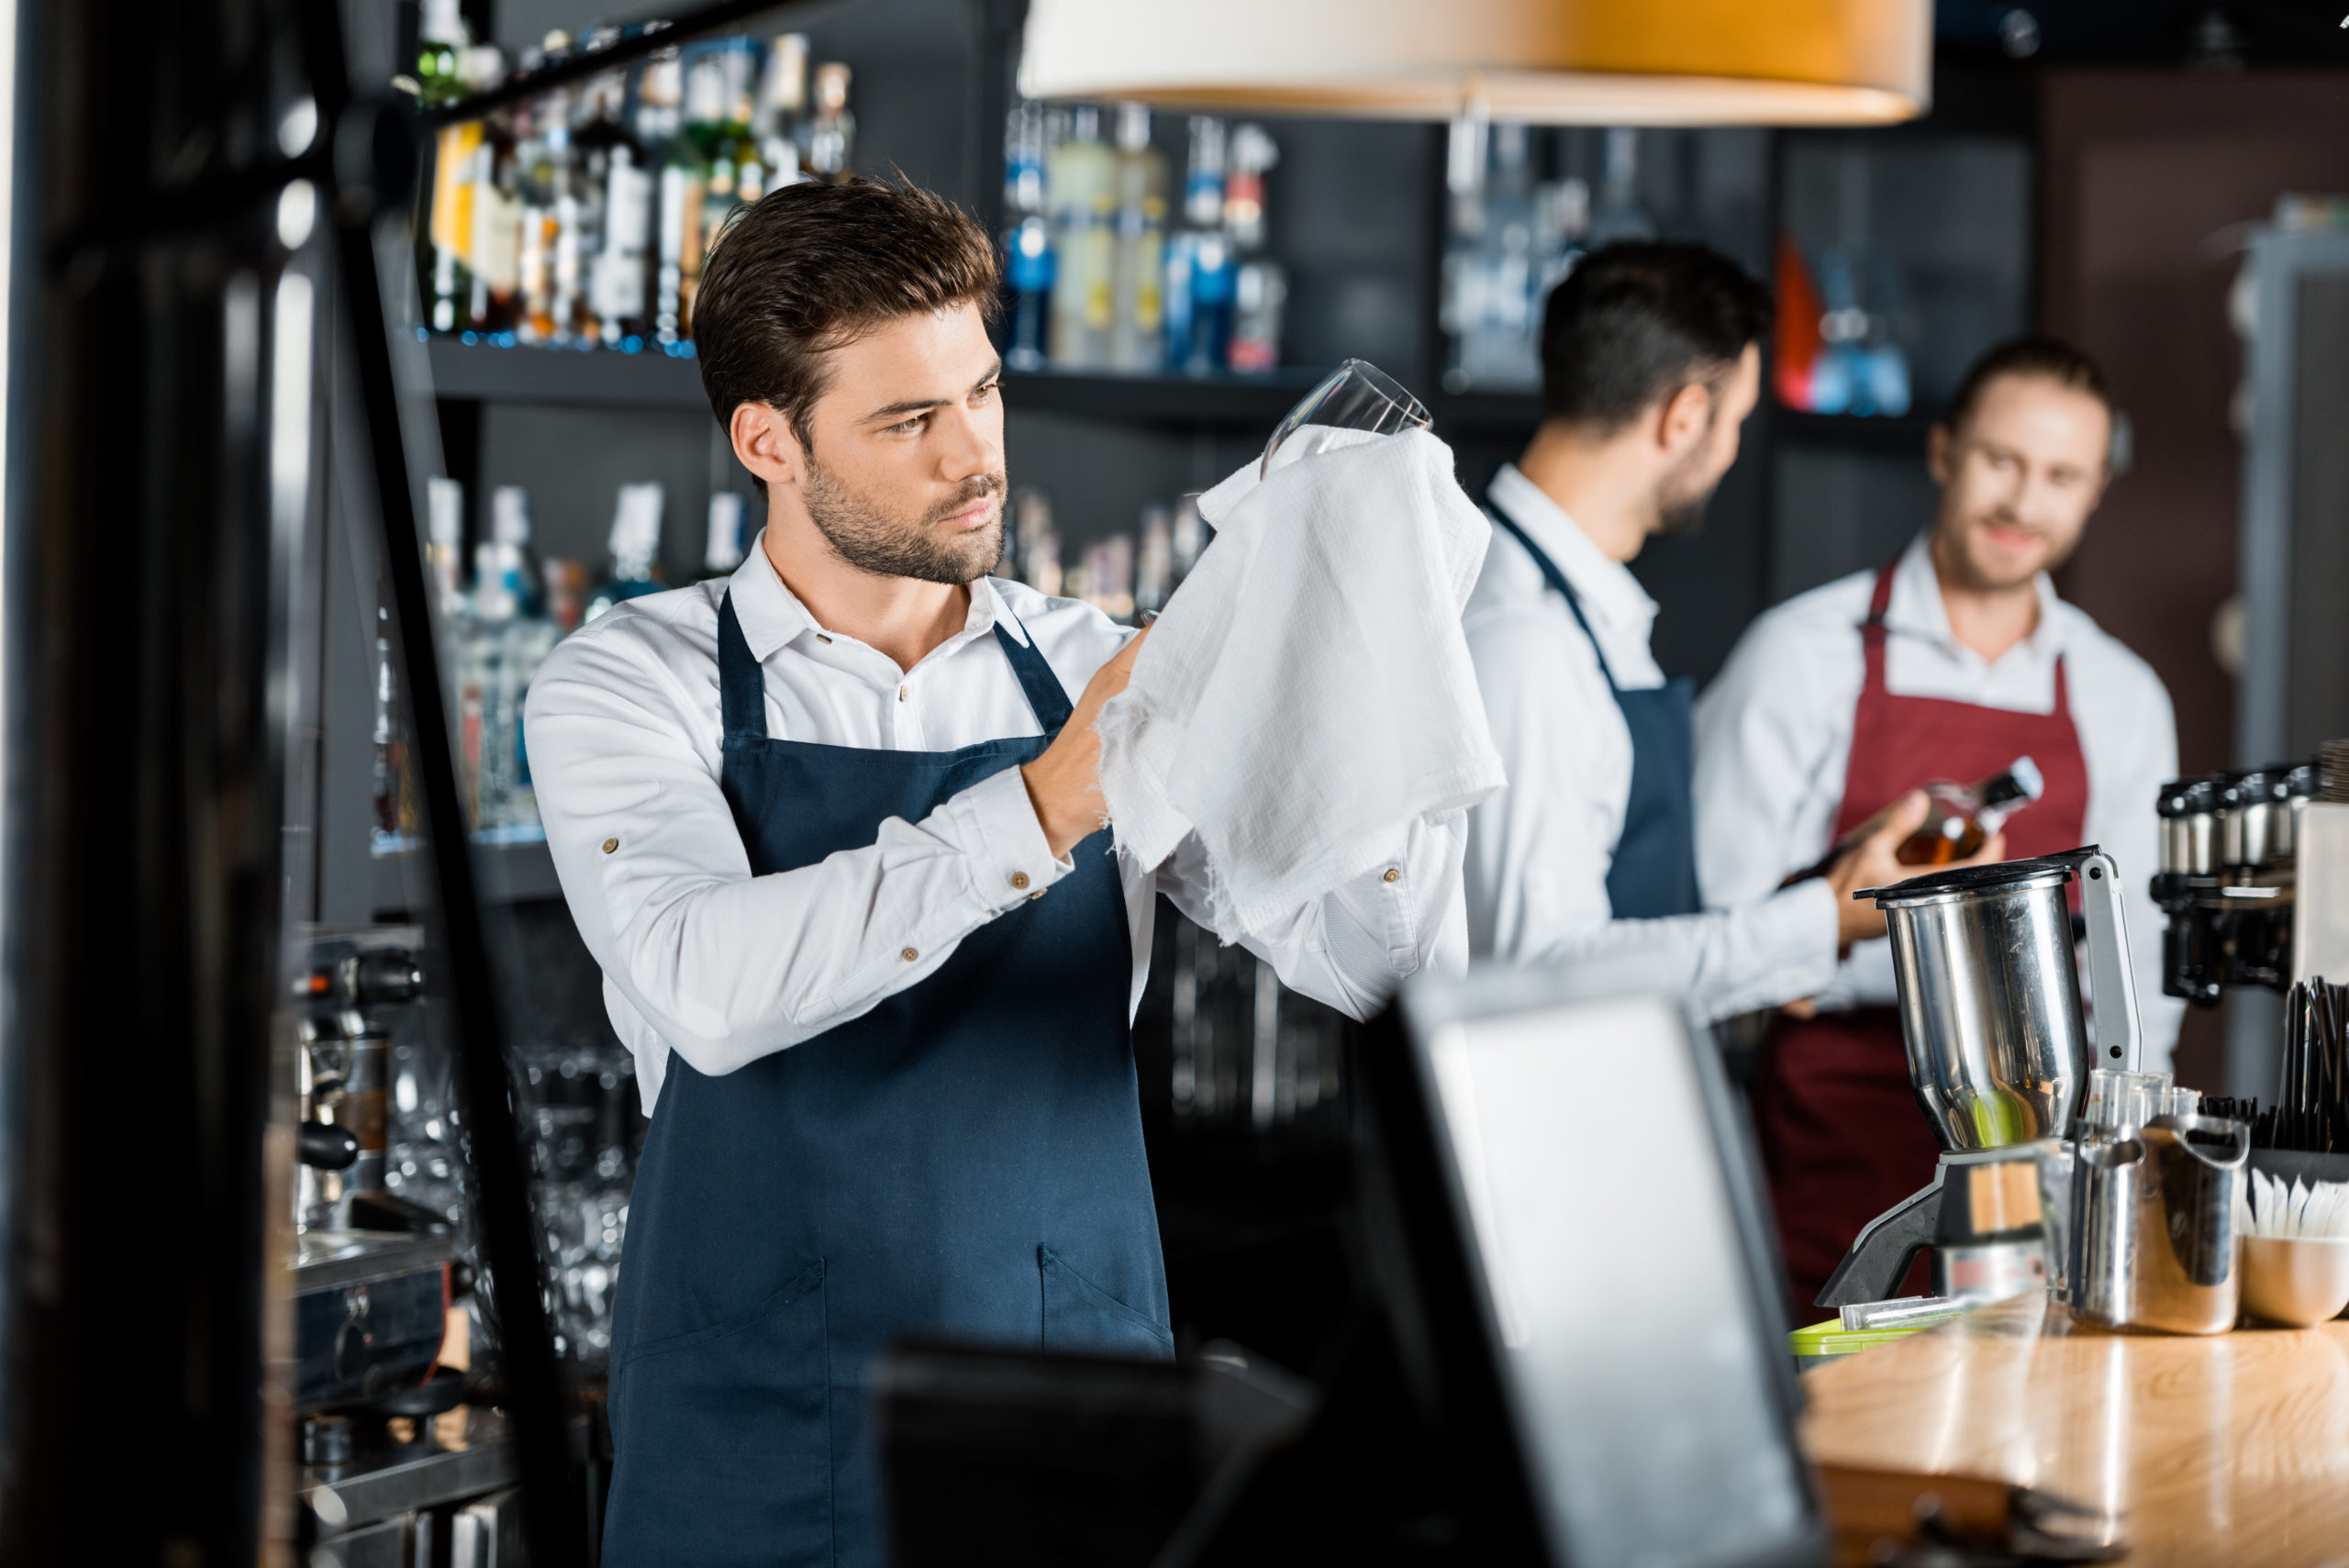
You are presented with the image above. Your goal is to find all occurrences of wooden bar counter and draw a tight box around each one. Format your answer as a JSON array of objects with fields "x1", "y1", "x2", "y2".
[{"x1": 1802, "y1": 1293, "x2": 2349, "y2": 1565}]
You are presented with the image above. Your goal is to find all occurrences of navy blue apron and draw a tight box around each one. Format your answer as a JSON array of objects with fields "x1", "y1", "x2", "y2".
[
  {"x1": 1488, "y1": 509, "x2": 1701, "y2": 918},
  {"x1": 601, "y1": 594, "x2": 1171, "y2": 1568}
]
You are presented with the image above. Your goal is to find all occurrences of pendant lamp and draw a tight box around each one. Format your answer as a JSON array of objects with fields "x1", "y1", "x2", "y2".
[{"x1": 1019, "y1": 0, "x2": 1932, "y2": 126}]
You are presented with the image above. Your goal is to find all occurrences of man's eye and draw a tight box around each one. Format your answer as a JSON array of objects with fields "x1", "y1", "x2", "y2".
[
  {"x1": 889, "y1": 414, "x2": 929, "y2": 435},
  {"x1": 972, "y1": 381, "x2": 999, "y2": 405}
]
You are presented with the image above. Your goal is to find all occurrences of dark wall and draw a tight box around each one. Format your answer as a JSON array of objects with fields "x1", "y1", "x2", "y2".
[{"x1": 2039, "y1": 68, "x2": 2349, "y2": 1090}]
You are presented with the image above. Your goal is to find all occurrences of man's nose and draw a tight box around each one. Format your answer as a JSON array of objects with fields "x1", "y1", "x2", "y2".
[{"x1": 936, "y1": 406, "x2": 1001, "y2": 483}]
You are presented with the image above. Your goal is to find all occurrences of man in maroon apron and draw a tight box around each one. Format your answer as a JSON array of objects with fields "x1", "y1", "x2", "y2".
[{"x1": 1694, "y1": 337, "x2": 2183, "y2": 1318}]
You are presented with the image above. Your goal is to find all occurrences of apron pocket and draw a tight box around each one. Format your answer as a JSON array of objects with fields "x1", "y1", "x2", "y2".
[
  {"x1": 1040, "y1": 1247, "x2": 1174, "y2": 1359},
  {"x1": 605, "y1": 1259, "x2": 832, "y2": 1568}
]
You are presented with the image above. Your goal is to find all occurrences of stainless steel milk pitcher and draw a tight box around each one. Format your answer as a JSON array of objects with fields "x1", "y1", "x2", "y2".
[
  {"x1": 2067, "y1": 1114, "x2": 2247, "y2": 1334},
  {"x1": 1855, "y1": 847, "x2": 2143, "y2": 1153}
]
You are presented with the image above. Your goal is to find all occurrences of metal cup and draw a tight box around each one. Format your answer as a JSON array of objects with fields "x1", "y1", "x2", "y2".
[{"x1": 2067, "y1": 1113, "x2": 2247, "y2": 1335}]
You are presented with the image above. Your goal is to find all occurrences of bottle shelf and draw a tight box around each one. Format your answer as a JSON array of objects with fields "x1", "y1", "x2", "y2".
[{"x1": 371, "y1": 835, "x2": 564, "y2": 909}]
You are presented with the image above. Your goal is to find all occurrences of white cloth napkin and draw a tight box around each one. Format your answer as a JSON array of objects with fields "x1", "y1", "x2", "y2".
[{"x1": 1096, "y1": 424, "x2": 1505, "y2": 940}]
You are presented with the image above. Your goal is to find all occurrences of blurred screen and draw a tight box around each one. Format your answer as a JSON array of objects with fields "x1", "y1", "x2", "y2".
[{"x1": 1426, "y1": 994, "x2": 1809, "y2": 1568}]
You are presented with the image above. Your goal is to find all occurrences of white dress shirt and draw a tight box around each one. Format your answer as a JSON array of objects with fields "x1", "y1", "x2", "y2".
[
  {"x1": 1693, "y1": 530, "x2": 2184, "y2": 1069},
  {"x1": 1462, "y1": 465, "x2": 1841, "y2": 1022},
  {"x1": 526, "y1": 535, "x2": 1466, "y2": 1110}
]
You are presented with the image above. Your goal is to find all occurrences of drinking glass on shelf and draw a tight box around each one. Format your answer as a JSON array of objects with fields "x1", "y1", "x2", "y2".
[{"x1": 1260, "y1": 358, "x2": 1431, "y2": 477}]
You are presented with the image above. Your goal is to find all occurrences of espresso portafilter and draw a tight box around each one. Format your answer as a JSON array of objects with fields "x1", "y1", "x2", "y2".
[{"x1": 1817, "y1": 848, "x2": 2139, "y2": 1309}]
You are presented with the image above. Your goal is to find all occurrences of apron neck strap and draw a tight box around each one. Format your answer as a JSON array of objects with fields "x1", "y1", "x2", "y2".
[
  {"x1": 717, "y1": 591, "x2": 770, "y2": 740},
  {"x1": 1490, "y1": 510, "x2": 1620, "y2": 691},
  {"x1": 1858, "y1": 558, "x2": 1898, "y2": 695},
  {"x1": 991, "y1": 609, "x2": 1074, "y2": 735}
]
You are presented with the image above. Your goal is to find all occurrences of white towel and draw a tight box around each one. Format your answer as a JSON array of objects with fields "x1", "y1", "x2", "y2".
[{"x1": 1096, "y1": 425, "x2": 1506, "y2": 940}]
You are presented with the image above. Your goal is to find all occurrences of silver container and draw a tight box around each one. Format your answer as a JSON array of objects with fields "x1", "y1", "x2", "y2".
[
  {"x1": 2067, "y1": 1114, "x2": 2246, "y2": 1334},
  {"x1": 1873, "y1": 862, "x2": 2089, "y2": 1151},
  {"x1": 1862, "y1": 848, "x2": 2144, "y2": 1154}
]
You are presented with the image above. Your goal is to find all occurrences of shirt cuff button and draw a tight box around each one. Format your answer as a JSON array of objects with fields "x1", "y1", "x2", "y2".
[
  {"x1": 1010, "y1": 872, "x2": 1030, "y2": 891},
  {"x1": 1382, "y1": 867, "x2": 1400, "y2": 884},
  {"x1": 901, "y1": 947, "x2": 919, "y2": 962},
  {"x1": 602, "y1": 838, "x2": 620, "y2": 855},
  {"x1": 1029, "y1": 889, "x2": 1045, "y2": 901}
]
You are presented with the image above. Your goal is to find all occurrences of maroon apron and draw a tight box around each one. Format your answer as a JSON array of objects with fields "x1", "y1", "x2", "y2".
[{"x1": 1751, "y1": 560, "x2": 2089, "y2": 1320}]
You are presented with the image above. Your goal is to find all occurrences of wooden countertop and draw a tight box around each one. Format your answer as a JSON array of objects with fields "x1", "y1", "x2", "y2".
[{"x1": 1802, "y1": 1294, "x2": 2349, "y2": 1566}]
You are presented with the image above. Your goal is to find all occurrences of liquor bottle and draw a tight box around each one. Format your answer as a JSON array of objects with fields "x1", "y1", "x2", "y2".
[
  {"x1": 1170, "y1": 494, "x2": 1206, "y2": 582},
  {"x1": 755, "y1": 34, "x2": 810, "y2": 189},
  {"x1": 1897, "y1": 758, "x2": 2043, "y2": 866},
  {"x1": 1136, "y1": 503, "x2": 1174, "y2": 617},
  {"x1": 1108, "y1": 105, "x2": 1167, "y2": 373},
  {"x1": 425, "y1": 476, "x2": 469, "y2": 622},
  {"x1": 467, "y1": 540, "x2": 519, "y2": 830},
  {"x1": 1586, "y1": 127, "x2": 1656, "y2": 248},
  {"x1": 640, "y1": 50, "x2": 696, "y2": 351},
  {"x1": 467, "y1": 112, "x2": 523, "y2": 337},
  {"x1": 514, "y1": 93, "x2": 571, "y2": 344},
  {"x1": 807, "y1": 63, "x2": 855, "y2": 182},
  {"x1": 586, "y1": 483, "x2": 667, "y2": 623},
  {"x1": 1163, "y1": 117, "x2": 1232, "y2": 375},
  {"x1": 1002, "y1": 100, "x2": 1053, "y2": 372},
  {"x1": 688, "y1": 41, "x2": 758, "y2": 268},
  {"x1": 1011, "y1": 487, "x2": 1060, "y2": 596},
  {"x1": 1047, "y1": 107, "x2": 1114, "y2": 369},
  {"x1": 1229, "y1": 260, "x2": 1286, "y2": 373},
  {"x1": 573, "y1": 61, "x2": 651, "y2": 349},
  {"x1": 1221, "y1": 122, "x2": 1276, "y2": 252},
  {"x1": 489, "y1": 485, "x2": 543, "y2": 614},
  {"x1": 702, "y1": 492, "x2": 748, "y2": 579},
  {"x1": 415, "y1": 0, "x2": 470, "y2": 110}
]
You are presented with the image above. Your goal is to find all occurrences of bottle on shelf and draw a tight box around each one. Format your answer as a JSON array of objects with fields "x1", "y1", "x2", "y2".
[
  {"x1": 575, "y1": 61, "x2": 651, "y2": 350},
  {"x1": 586, "y1": 483, "x2": 668, "y2": 623},
  {"x1": 702, "y1": 492, "x2": 748, "y2": 579},
  {"x1": 425, "y1": 476, "x2": 469, "y2": 623},
  {"x1": 464, "y1": 539, "x2": 519, "y2": 830},
  {"x1": 1010, "y1": 487, "x2": 1060, "y2": 595},
  {"x1": 414, "y1": 0, "x2": 471, "y2": 110},
  {"x1": 1108, "y1": 105, "x2": 1167, "y2": 373},
  {"x1": 466, "y1": 110, "x2": 523, "y2": 338},
  {"x1": 1170, "y1": 494, "x2": 1207, "y2": 580},
  {"x1": 1002, "y1": 99, "x2": 1053, "y2": 372},
  {"x1": 641, "y1": 49, "x2": 695, "y2": 351},
  {"x1": 1163, "y1": 116, "x2": 1232, "y2": 376},
  {"x1": 488, "y1": 485, "x2": 543, "y2": 614},
  {"x1": 753, "y1": 34, "x2": 809, "y2": 191},
  {"x1": 1898, "y1": 757, "x2": 2044, "y2": 866},
  {"x1": 1586, "y1": 127, "x2": 1655, "y2": 249},
  {"x1": 1223, "y1": 123, "x2": 1283, "y2": 373},
  {"x1": 1136, "y1": 503, "x2": 1174, "y2": 617},
  {"x1": 1047, "y1": 107, "x2": 1115, "y2": 370},
  {"x1": 806, "y1": 63, "x2": 855, "y2": 182}
]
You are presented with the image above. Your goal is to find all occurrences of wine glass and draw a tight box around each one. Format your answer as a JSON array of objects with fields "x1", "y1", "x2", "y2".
[{"x1": 1261, "y1": 358, "x2": 1432, "y2": 477}]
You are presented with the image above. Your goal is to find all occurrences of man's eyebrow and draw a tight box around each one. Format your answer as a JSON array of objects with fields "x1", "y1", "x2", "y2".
[{"x1": 863, "y1": 361, "x2": 1005, "y2": 424}]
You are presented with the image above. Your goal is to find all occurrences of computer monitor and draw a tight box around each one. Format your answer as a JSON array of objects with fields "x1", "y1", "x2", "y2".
[{"x1": 1355, "y1": 959, "x2": 1826, "y2": 1568}]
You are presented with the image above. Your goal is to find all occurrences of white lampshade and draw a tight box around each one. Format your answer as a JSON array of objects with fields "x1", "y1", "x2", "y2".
[{"x1": 1019, "y1": 0, "x2": 1932, "y2": 126}]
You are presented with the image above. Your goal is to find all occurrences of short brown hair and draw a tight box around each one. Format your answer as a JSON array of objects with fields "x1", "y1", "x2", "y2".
[
  {"x1": 693, "y1": 177, "x2": 999, "y2": 464},
  {"x1": 1943, "y1": 334, "x2": 2114, "y2": 434}
]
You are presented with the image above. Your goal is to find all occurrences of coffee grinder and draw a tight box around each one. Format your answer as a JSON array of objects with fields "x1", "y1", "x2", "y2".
[{"x1": 1817, "y1": 847, "x2": 2144, "y2": 1309}]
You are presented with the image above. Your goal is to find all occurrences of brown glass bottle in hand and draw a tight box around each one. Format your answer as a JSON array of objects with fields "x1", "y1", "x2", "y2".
[{"x1": 1896, "y1": 757, "x2": 2043, "y2": 866}]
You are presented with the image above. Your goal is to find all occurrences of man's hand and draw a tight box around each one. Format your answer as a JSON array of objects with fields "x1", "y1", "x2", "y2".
[
  {"x1": 1822, "y1": 790, "x2": 2008, "y2": 948},
  {"x1": 1020, "y1": 628, "x2": 1150, "y2": 860}
]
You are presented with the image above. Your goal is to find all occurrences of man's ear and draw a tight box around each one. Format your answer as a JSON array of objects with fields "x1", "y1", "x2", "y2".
[
  {"x1": 1656, "y1": 380, "x2": 1714, "y2": 456},
  {"x1": 1926, "y1": 422, "x2": 1953, "y2": 486},
  {"x1": 730, "y1": 402, "x2": 806, "y2": 493}
]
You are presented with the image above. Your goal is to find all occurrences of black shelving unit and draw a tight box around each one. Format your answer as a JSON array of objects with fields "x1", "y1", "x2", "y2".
[{"x1": 1773, "y1": 407, "x2": 1940, "y2": 450}]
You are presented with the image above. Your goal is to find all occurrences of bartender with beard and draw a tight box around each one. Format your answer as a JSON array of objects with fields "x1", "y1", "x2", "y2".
[
  {"x1": 1695, "y1": 336, "x2": 2182, "y2": 1314},
  {"x1": 525, "y1": 178, "x2": 1466, "y2": 1567},
  {"x1": 1464, "y1": 243, "x2": 1961, "y2": 1018}
]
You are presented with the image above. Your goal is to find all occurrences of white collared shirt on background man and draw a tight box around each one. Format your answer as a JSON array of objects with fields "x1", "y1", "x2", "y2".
[
  {"x1": 526, "y1": 534, "x2": 1467, "y2": 1110},
  {"x1": 1693, "y1": 529, "x2": 2184, "y2": 1069},
  {"x1": 1463, "y1": 464, "x2": 1842, "y2": 1021}
]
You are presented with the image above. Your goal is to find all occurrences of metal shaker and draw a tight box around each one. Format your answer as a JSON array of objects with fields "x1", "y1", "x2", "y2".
[{"x1": 2067, "y1": 1113, "x2": 2247, "y2": 1334}]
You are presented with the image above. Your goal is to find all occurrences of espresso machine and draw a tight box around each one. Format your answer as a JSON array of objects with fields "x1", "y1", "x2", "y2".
[{"x1": 1817, "y1": 847, "x2": 2145, "y2": 1309}]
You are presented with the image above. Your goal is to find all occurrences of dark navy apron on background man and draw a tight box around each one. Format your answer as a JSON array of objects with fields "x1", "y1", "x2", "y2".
[
  {"x1": 1489, "y1": 509, "x2": 1701, "y2": 918},
  {"x1": 600, "y1": 593, "x2": 1171, "y2": 1568}
]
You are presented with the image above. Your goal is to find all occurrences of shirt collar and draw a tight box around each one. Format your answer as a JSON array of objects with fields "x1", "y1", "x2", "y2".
[
  {"x1": 1886, "y1": 529, "x2": 2070, "y2": 663},
  {"x1": 726, "y1": 530, "x2": 1025, "y2": 662},
  {"x1": 1487, "y1": 463, "x2": 1659, "y2": 628}
]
